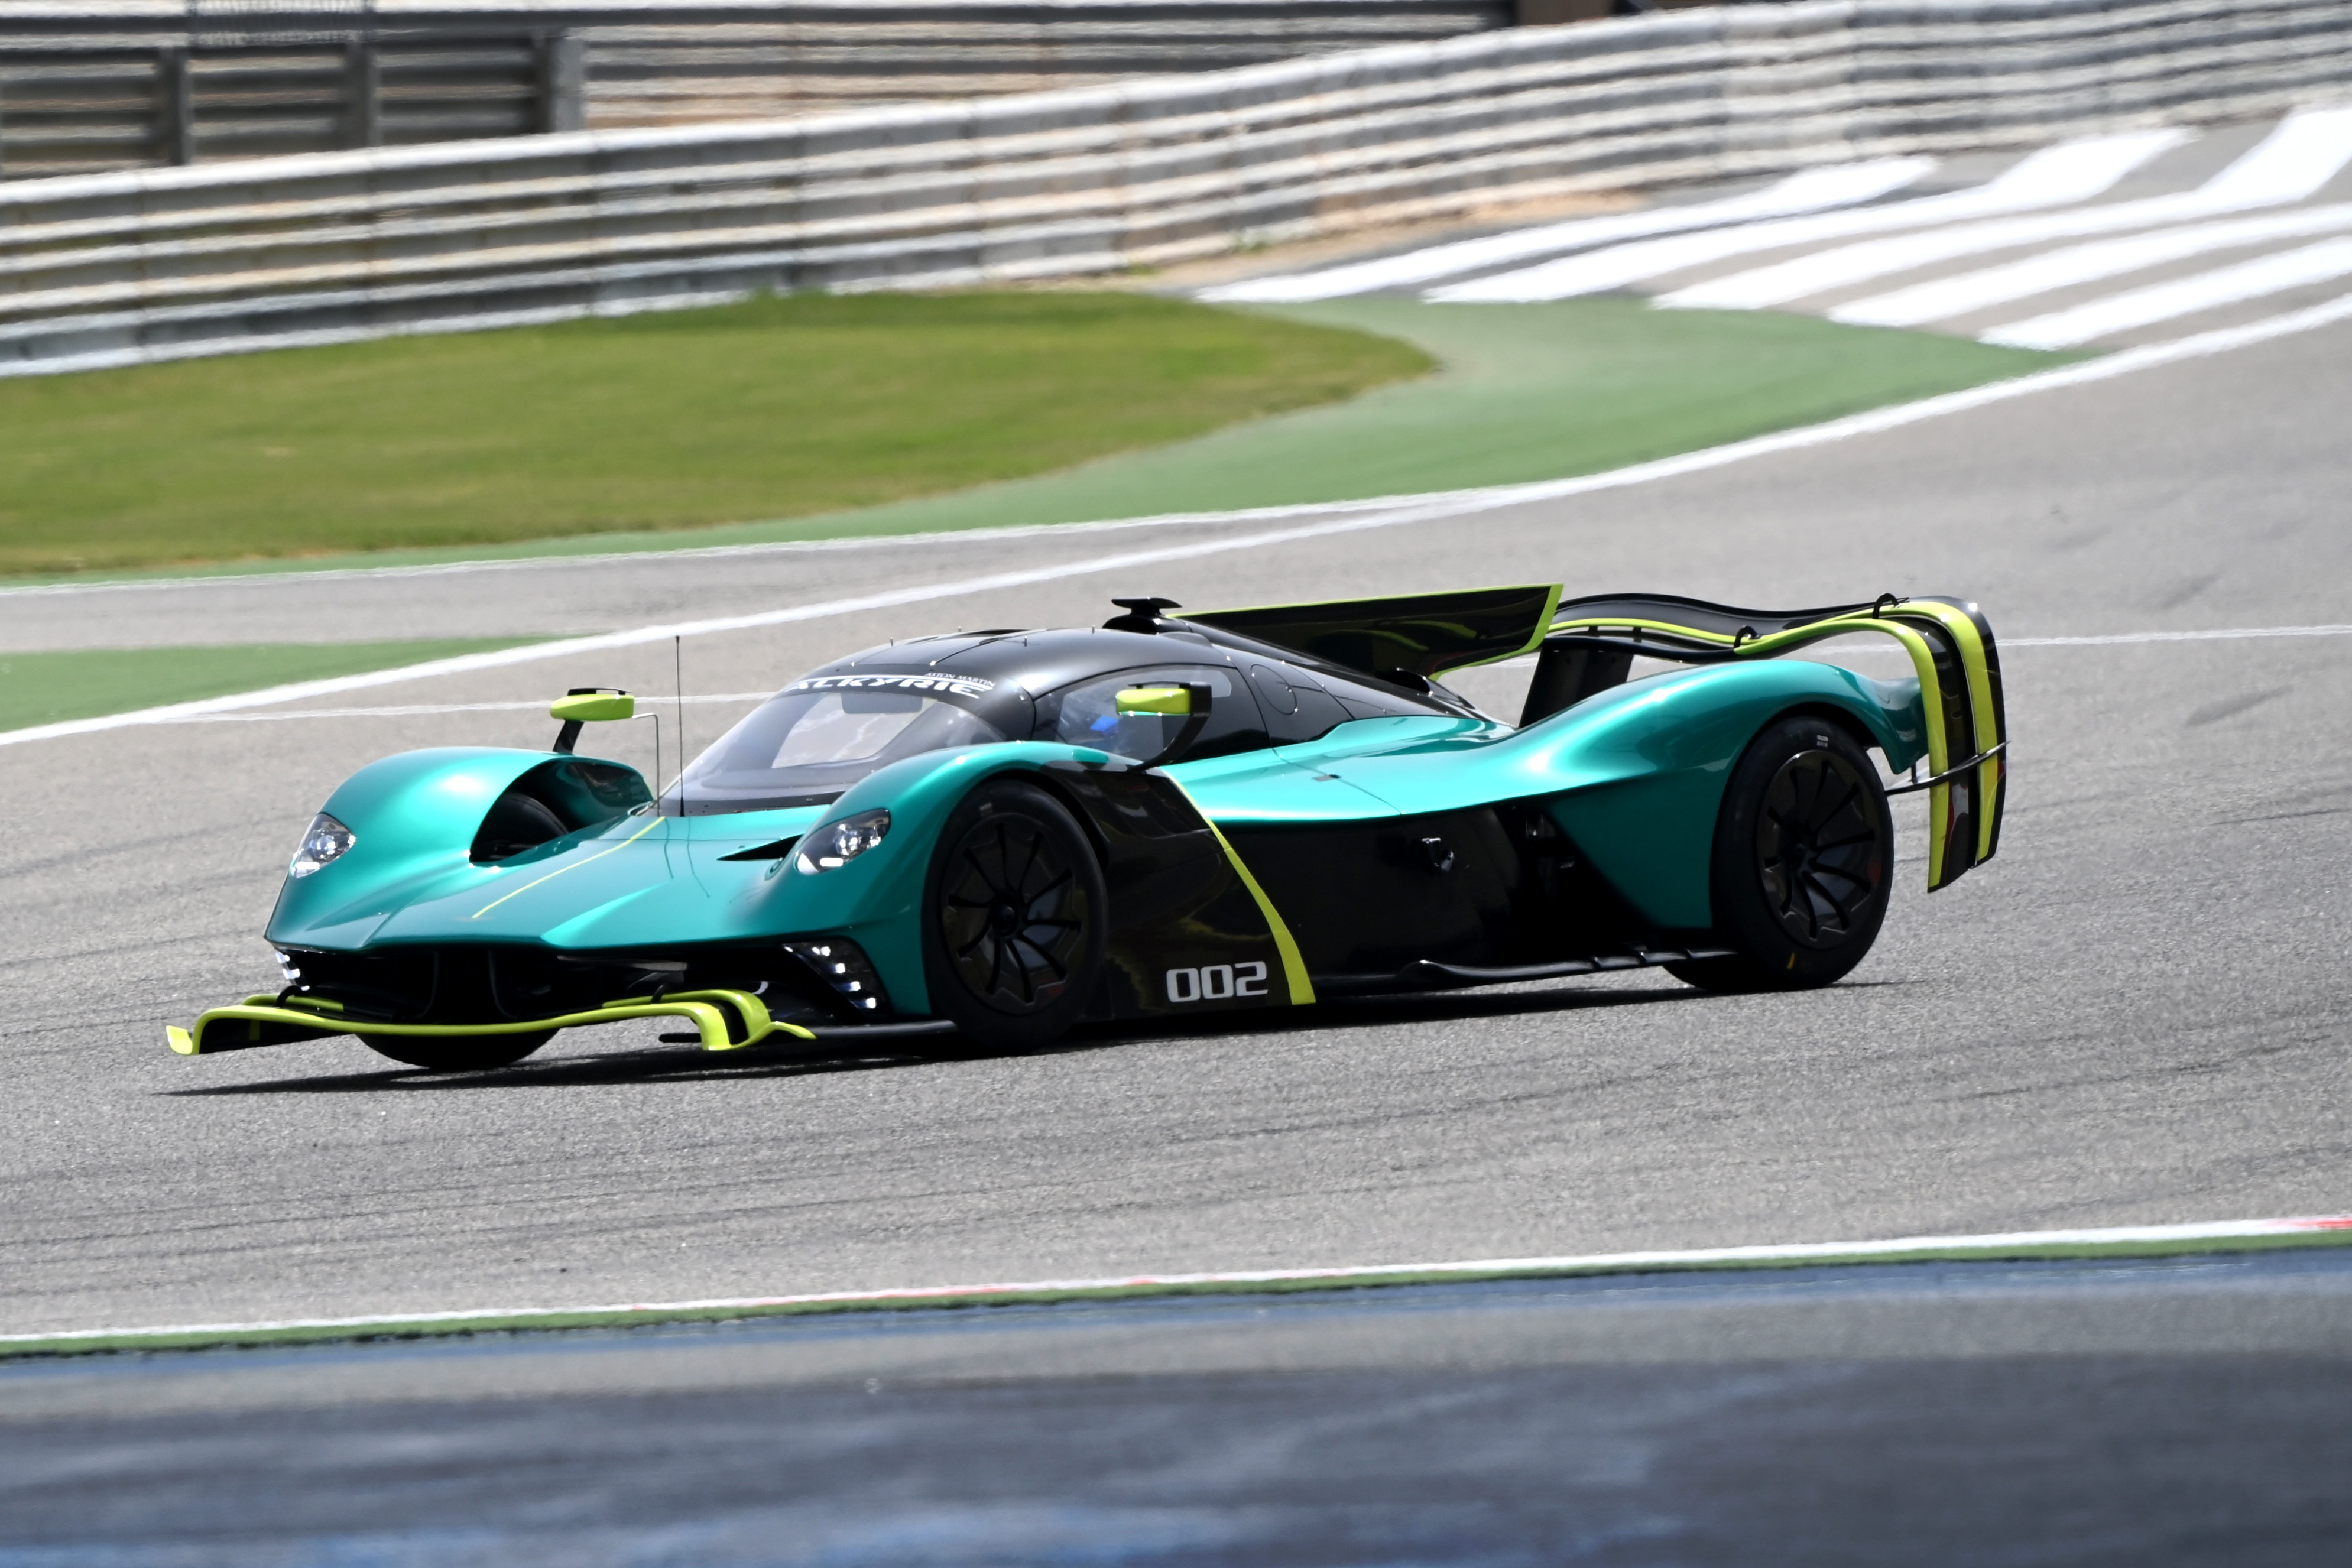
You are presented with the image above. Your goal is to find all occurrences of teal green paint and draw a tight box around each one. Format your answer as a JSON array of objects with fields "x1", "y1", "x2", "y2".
[
  {"x1": 1166, "y1": 741, "x2": 1405, "y2": 823},
  {"x1": 1182, "y1": 664, "x2": 1920, "y2": 929},
  {"x1": 1532, "y1": 664, "x2": 1927, "y2": 927},
  {"x1": 1194, "y1": 664, "x2": 1921, "y2": 930},
  {"x1": 805, "y1": 742, "x2": 1145, "y2": 1014},
  {"x1": 259, "y1": 662, "x2": 1928, "y2": 1014},
  {"x1": 268, "y1": 739, "x2": 1128, "y2": 1021},
  {"x1": 270, "y1": 748, "x2": 560, "y2": 949}
]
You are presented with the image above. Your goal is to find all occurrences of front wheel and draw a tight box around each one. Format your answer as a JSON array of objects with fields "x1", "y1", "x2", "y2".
[
  {"x1": 358, "y1": 1030, "x2": 555, "y2": 1072},
  {"x1": 922, "y1": 777, "x2": 1108, "y2": 1051},
  {"x1": 1668, "y1": 715, "x2": 1894, "y2": 994}
]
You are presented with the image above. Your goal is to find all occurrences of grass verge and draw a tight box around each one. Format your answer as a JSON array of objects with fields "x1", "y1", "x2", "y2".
[
  {"x1": 0, "y1": 293, "x2": 1431, "y2": 577},
  {"x1": 795, "y1": 297, "x2": 2080, "y2": 535},
  {"x1": 3, "y1": 1220, "x2": 2343, "y2": 1361},
  {"x1": 0, "y1": 296, "x2": 2071, "y2": 585},
  {"x1": 0, "y1": 641, "x2": 537, "y2": 732}
]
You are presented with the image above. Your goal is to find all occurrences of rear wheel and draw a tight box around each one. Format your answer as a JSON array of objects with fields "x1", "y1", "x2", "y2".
[
  {"x1": 358, "y1": 1030, "x2": 554, "y2": 1072},
  {"x1": 922, "y1": 778, "x2": 1107, "y2": 1050},
  {"x1": 1669, "y1": 715, "x2": 1893, "y2": 994}
]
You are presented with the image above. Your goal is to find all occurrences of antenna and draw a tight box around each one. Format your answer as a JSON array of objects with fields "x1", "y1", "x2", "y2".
[{"x1": 674, "y1": 635, "x2": 686, "y2": 817}]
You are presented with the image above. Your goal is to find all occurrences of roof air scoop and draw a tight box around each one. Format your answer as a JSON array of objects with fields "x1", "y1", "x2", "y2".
[{"x1": 1105, "y1": 596, "x2": 1182, "y2": 632}]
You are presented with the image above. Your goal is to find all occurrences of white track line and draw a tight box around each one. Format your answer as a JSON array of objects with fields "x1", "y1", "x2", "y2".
[
  {"x1": 1430, "y1": 131, "x2": 2185, "y2": 303},
  {"x1": 6, "y1": 1213, "x2": 2346, "y2": 1349},
  {"x1": 1835, "y1": 202, "x2": 2352, "y2": 328},
  {"x1": 1198, "y1": 160, "x2": 1936, "y2": 304},
  {"x1": 1671, "y1": 106, "x2": 2352, "y2": 314},
  {"x1": 1986, "y1": 237, "x2": 2352, "y2": 348},
  {"x1": 2010, "y1": 624, "x2": 2352, "y2": 646},
  {"x1": 8, "y1": 288, "x2": 2352, "y2": 752}
]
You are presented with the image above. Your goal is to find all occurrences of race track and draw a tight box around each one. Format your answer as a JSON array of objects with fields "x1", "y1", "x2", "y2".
[
  {"x1": 2, "y1": 310, "x2": 2348, "y2": 1345},
  {"x1": 9, "y1": 1250, "x2": 2352, "y2": 1564}
]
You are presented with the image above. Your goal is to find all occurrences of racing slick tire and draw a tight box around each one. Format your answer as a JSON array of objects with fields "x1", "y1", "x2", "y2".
[
  {"x1": 358, "y1": 1030, "x2": 555, "y2": 1072},
  {"x1": 922, "y1": 777, "x2": 1108, "y2": 1051},
  {"x1": 1668, "y1": 714, "x2": 1894, "y2": 994}
]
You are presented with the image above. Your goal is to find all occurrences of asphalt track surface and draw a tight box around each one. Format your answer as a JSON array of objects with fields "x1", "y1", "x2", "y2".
[
  {"x1": 5, "y1": 1249, "x2": 2352, "y2": 1565},
  {"x1": 2, "y1": 305, "x2": 2350, "y2": 1556}
]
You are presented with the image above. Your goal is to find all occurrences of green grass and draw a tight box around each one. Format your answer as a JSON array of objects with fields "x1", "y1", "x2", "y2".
[
  {"x1": 790, "y1": 297, "x2": 2080, "y2": 536},
  {"x1": 0, "y1": 293, "x2": 1431, "y2": 577},
  {"x1": 0, "y1": 641, "x2": 534, "y2": 731},
  {"x1": 0, "y1": 293, "x2": 2073, "y2": 584}
]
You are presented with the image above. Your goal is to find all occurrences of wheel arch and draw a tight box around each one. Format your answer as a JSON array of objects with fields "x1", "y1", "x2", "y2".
[
  {"x1": 1011, "y1": 765, "x2": 1117, "y2": 873},
  {"x1": 270, "y1": 747, "x2": 642, "y2": 945},
  {"x1": 1772, "y1": 698, "x2": 1902, "y2": 767},
  {"x1": 781, "y1": 743, "x2": 1124, "y2": 1018},
  {"x1": 1536, "y1": 663, "x2": 1919, "y2": 931},
  {"x1": 913, "y1": 767, "x2": 1113, "y2": 1049}
]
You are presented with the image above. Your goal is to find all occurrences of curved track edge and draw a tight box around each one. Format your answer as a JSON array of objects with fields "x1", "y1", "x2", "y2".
[{"x1": 9, "y1": 1215, "x2": 2350, "y2": 1361}]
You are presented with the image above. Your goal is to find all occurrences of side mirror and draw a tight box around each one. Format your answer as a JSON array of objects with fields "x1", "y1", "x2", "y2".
[
  {"x1": 550, "y1": 687, "x2": 633, "y2": 754},
  {"x1": 1114, "y1": 685, "x2": 1199, "y2": 718},
  {"x1": 1112, "y1": 683, "x2": 1211, "y2": 767}
]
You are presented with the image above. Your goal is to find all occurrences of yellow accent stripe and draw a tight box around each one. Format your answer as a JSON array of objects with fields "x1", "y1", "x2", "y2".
[
  {"x1": 1462, "y1": 582, "x2": 1565, "y2": 667},
  {"x1": 468, "y1": 813, "x2": 662, "y2": 921},
  {"x1": 1884, "y1": 602, "x2": 2004, "y2": 864},
  {"x1": 241, "y1": 993, "x2": 343, "y2": 1012},
  {"x1": 1731, "y1": 614, "x2": 1955, "y2": 888},
  {"x1": 1552, "y1": 616, "x2": 1741, "y2": 645},
  {"x1": 171, "y1": 989, "x2": 813, "y2": 1057},
  {"x1": 1166, "y1": 780, "x2": 1316, "y2": 1007}
]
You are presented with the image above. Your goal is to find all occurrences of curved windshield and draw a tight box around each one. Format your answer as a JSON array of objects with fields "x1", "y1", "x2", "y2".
[{"x1": 669, "y1": 689, "x2": 1008, "y2": 815}]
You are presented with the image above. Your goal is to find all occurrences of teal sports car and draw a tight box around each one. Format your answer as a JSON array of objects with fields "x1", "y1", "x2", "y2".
[{"x1": 169, "y1": 586, "x2": 2006, "y2": 1070}]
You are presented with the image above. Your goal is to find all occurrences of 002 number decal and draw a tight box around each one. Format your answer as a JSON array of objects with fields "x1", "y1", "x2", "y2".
[{"x1": 1164, "y1": 962, "x2": 1269, "y2": 1004}]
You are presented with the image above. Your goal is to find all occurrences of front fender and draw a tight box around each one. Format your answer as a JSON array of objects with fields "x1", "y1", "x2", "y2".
[
  {"x1": 264, "y1": 747, "x2": 644, "y2": 950},
  {"x1": 757, "y1": 741, "x2": 1112, "y2": 1015}
]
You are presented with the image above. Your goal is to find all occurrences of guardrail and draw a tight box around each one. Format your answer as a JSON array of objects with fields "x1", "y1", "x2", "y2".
[
  {"x1": 0, "y1": 1, "x2": 1514, "y2": 178},
  {"x1": 3, "y1": 0, "x2": 2348, "y2": 374},
  {"x1": 0, "y1": 32, "x2": 580, "y2": 176}
]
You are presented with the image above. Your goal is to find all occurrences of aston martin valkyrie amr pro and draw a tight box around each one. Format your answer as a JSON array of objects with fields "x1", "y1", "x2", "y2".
[{"x1": 170, "y1": 586, "x2": 2005, "y2": 1069}]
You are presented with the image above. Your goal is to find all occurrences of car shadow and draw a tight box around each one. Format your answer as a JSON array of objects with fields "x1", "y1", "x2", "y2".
[{"x1": 158, "y1": 978, "x2": 1905, "y2": 1096}]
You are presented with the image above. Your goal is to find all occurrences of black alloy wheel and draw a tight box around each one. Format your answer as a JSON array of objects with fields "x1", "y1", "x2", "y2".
[
  {"x1": 1756, "y1": 744, "x2": 1884, "y2": 948},
  {"x1": 358, "y1": 1029, "x2": 555, "y2": 1072},
  {"x1": 922, "y1": 778, "x2": 1107, "y2": 1050},
  {"x1": 1669, "y1": 715, "x2": 1894, "y2": 993}
]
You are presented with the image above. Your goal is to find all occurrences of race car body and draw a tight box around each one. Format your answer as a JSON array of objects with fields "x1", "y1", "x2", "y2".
[{"x1": 169, "y1": 586, "x2": 2005, "y2": 1069}]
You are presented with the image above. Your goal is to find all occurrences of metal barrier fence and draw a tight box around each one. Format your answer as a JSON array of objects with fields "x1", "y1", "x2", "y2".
[
  {"x1": 0, "y1": 2, "x2": 1514, "y2": 179},
  {"x1": 3, "y1": 0, "x2": 2348, "y2": 374},
  {"x1": 0, "y1": 33, "x2": 580, "y2": 176}
]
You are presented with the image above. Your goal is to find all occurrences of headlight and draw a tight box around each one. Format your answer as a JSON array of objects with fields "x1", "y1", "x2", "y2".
[
  {"x1": 796, "y1": 808, "x2": 890, "y2": 873},
  {"x1": 288, "y1": 813, "x2": 356, "y2": 878}
]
